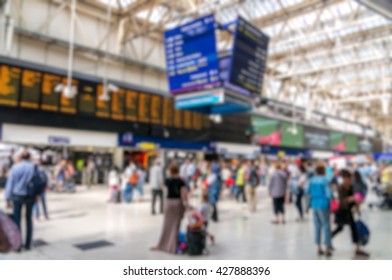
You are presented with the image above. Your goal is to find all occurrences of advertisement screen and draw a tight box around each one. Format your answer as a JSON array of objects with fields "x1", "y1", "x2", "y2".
[
  {"x1": 330, "y1": 132, "x2": 358, "y2": 153},
  {"x1": 358, "y1": 136, "x2": 373, "y2": 153},
  {"x1": 251, "y1": 116, "x2": 304, "y2": 148},
  {"x1": 304, "y1": 127, "x2": 330, "y2": 150},
  {"x1": 20, "y1": 69, "x2": 42, "y2": 109},
  {"x1": 0, "y1": 65, "x2": 21, "y2": 106},
  {"x1": 164, "y1": 14, "x2": 220, "y2": 94}
]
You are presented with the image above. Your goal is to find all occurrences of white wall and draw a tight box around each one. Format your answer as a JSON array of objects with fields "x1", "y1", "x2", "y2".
[
  {"x1": 7, "y1": 0, "x2": 168, "y2": 92},
  {"x1": 2, "y1": 123, "x2": 118, "y2": 148}
]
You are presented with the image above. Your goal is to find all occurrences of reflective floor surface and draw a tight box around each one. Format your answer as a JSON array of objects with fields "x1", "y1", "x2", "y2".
[{"x1": 0, "y1": 186, "x2": 391, "y2": 260}]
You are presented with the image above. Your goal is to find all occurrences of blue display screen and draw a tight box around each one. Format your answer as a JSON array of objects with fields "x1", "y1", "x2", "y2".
[
  {"x1": 229, "y1": 17, "x2": 269, "y2": 97},
  {"x1": 164, "y1": 14, "x2": 220, "y2": 94}
]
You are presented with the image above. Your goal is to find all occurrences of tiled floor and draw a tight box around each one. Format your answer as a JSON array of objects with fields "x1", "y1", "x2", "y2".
[{"x1": 0, "y1": 186, "x2": 391, "y2": 260}]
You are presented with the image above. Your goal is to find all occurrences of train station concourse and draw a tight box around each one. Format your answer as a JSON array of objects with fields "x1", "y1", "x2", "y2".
[{"x1": 1, "y1": 0, "x2": 392, "y2": 261}]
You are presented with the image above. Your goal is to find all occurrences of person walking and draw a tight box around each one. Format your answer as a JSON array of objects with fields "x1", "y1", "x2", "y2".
[
  {"x1": 245, "y1": 161, "x2": 260, "y2": 212},
  {"x1": 34, "y1": 159, "x2": 50, "y2": 221},
  {"x1": 207, "y1": 163, "x2": 221, "y2": 222},
  {"x1": 236, "y1": 162, "x2": 247, "y2": 203},
  {"x1": 4, "y1": 151, "x2": 36, "y2": 251},
  {"x1": 295, "y1": 165, "x2": 307, "y2": 221},
  {"x1": 268, "y1": 163, "x2": 288, "y2": 224},
  {"x1": 307, "y1": 165, "x2": 332, "y2": 256},
  {"x1": 152, "y1": 164, "x2": 188, "y2": 254},
  {"x1": 136, "y1": 165, "x2": 146, "y2": 202},
  {"x1": 123, "y1": 161, "x2": 137, "y2": 203},
  {"x1": 150, "y1": 159, "x2": 164, "y2": 215},
  {"x1": 331, "y1": 169, "x2": 369, "y2": 257},
  {"x1": 107, "y1": 166, "x2": 120, "y2": 202}
]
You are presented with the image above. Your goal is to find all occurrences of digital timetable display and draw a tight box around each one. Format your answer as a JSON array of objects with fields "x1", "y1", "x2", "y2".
[
  {"x1": 78, "y1": 81, "x2": 96, "y2": 115},
  {"x1": 125, "y1": 90, "x2": 138, "y2": 121},
  {"x1": 164, "y1": 14, "x2": 220, "y2": 94},
  {"x1": 111, "y1": 89, "x2": 125, "y2": 120},
  {"x1": 60, "y1": 79, "x2": 78, "y2": 114},
  {"x1": 0, "y1": 65, "x2": 21, "y2": 106},
  {"x1": 41, "y1": 73, "x2": 61, "y2": 111},
  {"x1": 150, "y1": 95, "x2": 162, "y2": 124},
  {"x1": 229, "y1": 17, "x2": 269, "y2": 96},
  {"x1": 138, "y1": 93, "x2": 150, "y2": 123},
  {"x1": 0, "y1": 62, "x2": 211, "y2": 132},
  {"x1": 96, "y1": 85, "x2": 110, "y2": 118},
  {"x1": 21, "y1": 69, "x2": 42, "y2": 109}
]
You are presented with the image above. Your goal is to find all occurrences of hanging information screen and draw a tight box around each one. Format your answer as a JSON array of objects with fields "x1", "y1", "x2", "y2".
[
  {"x1": 162, "y1": 98, "x2": 174, "y2": 127},
  {"x1": 41, "y1": 73, "x2": 61, "y2": 111},
  {"x1": 138, "y1": 93, "x2": 151, "y2": 123},
  {"x1": 229, "y1": 17, "x2": 269, "y2": 96},
  {"x1": 20, "y1": 69, "x2": 42, "y2": 109},
  {"x1": 164, "y1": 14, "x2": 220, "y2": 94},
  {"x1": 111, "y1": 89, "x2": 125, "y2": 120},
  {"x1": 96, "y1": 85, "x2": 110, "y2": 118},
  {"x1": 78, "y1": 81, "x2": 96, "y2": 115},
  {"x1": 60, "y1": 79, "x2": 78, "y2": 114},
  {"x1": 0, "y1": 65, "x2": 21, "y2": 106},
  {"x1": 150, "y1": 95, "x2": 162, "y2": 124},
  {"x1": 125, "y1": 90, "x2": 138, "y2": 121}
]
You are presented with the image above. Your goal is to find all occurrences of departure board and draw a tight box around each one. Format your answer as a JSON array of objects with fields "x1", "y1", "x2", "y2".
[
  {"x1": 202, "y1": 114, "x2": 210, "y2": 129},
  {"x1": 60, "y1": 79, "x2": 78, "y2": 114},
  {"x1": 164, "y1": 14, "x2": 220, "y2": 94},
  {"x1": 20, "y1": 69, "x2": 42, "y2": 109},
  {"x1": 41, "y1": 73, "x2": 61, "y2": 111},
  {"x1": 162, "y1": 98, "x2": 174, "y2": 127},
  {"x1": 173, "y1": 108, "x2": 183, "y2": 128},
  {"x1": 138, "y1": 92, "x2": 150, "y2": 123},
  {"x1": 78, "y1": 81, "x2": 96, "y2": 115},
  {"x1": 96, "y1": 85, "x2": 110, "y2": 118},
  {"x1": 183, "y1": 110, "x2": 192, "y2": 129},
  {"x1": 111, "y1": 89, "x2": 125, "y2": 120},
  {"x1": 230, "y1": 17, "x2": 269, "y2": 97},
  {"x1": 192, "y1": 112, "x2": 202, "y2": 130},
  {"x1": 125, "y1": 90, "x2": 138, "y2": 121},
  {"x1": 0, "y1": 65, "x2": 21, "y2": 106},
  {"x1": 150, "y1": 95, "x2": 162, "y2": 124}
]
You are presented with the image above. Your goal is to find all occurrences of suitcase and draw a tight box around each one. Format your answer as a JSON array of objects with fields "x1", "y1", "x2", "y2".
[
  {"x1": 0, "y1": 211, "x2": 22, "y2": 253},
  {"x1": 187, "y1": 228, "x2": 206, "y2": 256},
  {"x1": 113, "y1": 190, "x2": 121, "y2": 203}
]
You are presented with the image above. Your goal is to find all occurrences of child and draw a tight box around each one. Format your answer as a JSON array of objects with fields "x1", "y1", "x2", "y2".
[{"x1": 188, "y1": 193, "x2": 215, "y2": 245}]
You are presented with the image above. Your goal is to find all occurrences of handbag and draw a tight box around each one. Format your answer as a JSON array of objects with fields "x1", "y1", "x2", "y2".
[{"x1": 330, "y1": 199, "x2": 339, "y2": 213}]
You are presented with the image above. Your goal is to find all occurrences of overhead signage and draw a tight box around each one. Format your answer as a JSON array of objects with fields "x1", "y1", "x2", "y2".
[
  {"x1": 48, "y1": 136, "x2": 70, "y2": 145},
  {"x1": 229, "y1": 17, "x2": 269, "y2": 97},
  {"x1": 175, "y1": 89, "x2": 224, "y2": 109},
  {"x1": 164, "y1": 14, "x2": 220, "y2": 94}
]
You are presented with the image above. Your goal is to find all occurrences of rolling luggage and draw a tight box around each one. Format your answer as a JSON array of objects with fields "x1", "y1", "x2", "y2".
[
  {"x1": 0, "y1": 211, "x2": 22, "y2": 253},
  {"x1": 114, "y1": 189, "x2": 121, "y2": 203},
  {"x1": 186, "y1": 228, "x2": 206, "y2": 256}
]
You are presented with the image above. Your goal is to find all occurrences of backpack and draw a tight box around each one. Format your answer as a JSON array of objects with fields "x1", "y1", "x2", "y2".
[
  {"x1": 27, "y1": 166, "x2": 47, "y2": 197},
  {"x1": 355, "y1": 219, "x2": 370, "y2": 246},
  {"x1": 249, "y1": 168, "x2": 260, "y2": 188},
  {"x1": 129, "y1": 171, "x2": 139, "y2": 185},
  {"x1": 0, "y1": 211, "x2": 22, "y2": 253}
]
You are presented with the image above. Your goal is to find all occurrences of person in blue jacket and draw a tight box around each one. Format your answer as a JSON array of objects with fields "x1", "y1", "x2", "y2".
[
  {"x1": 307, "y1": 164, "x2": 333, "y2": 257},
  {"x1": 207, "y1": 162, "x2": 221, "y2": 222}
]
